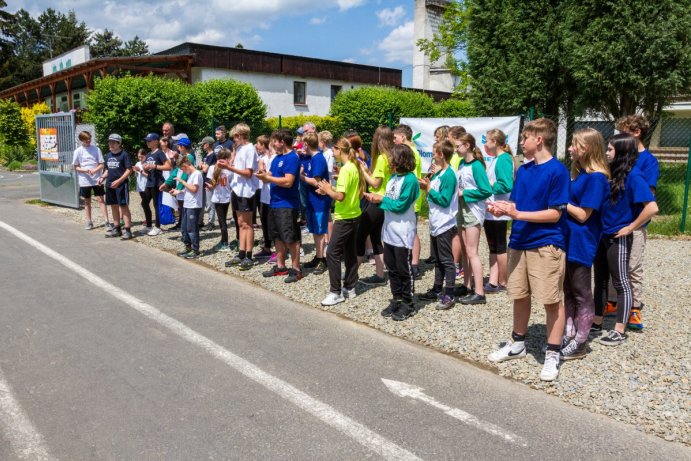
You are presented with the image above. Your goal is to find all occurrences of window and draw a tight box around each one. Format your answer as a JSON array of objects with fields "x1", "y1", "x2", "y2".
[
  {"x1": 330, "y1": 85, "x2": 342, "y2": 102},
  {"x1": 294, "y1": 81, "x2": 306, "y2": 105},
  {"x1": 72, "y1": 92, "x2": 81, "y2": 110}
]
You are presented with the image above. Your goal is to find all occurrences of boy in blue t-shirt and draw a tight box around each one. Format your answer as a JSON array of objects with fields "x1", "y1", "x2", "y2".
[
  {"x1": 255, "y1": 129, "x2": 303, "y2": 283},
  {"x1": 487, "y1": 118, "x2": 570, "y2": 382},
  {"x1": 300, "y1": 132, "x2": 331, "y2": 274}
]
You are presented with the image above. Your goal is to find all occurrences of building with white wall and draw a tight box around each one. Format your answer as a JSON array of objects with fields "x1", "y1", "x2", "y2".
[{"x1": 412, "y1": 0, "x2": 457, "y2": 93}]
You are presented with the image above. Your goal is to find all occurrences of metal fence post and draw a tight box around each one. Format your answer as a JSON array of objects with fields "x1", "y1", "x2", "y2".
[
  {"x1": 388, "y1": 110, "x2": 393, "y2": 129},
  {"x1": 679, "y1": 136, "x2": 691, "y2": 233},
  {"x1": 278, "y1": 115, "x2": 282, "y2": 129}
]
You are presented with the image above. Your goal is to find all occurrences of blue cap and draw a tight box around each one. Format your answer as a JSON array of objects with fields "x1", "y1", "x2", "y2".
[
  {"x1": 177, "y1": 137, "x2": 192, "y2": 147},
  {"x1": 296, "y1": 127, "x2": 304, "y2": 135},
  {"x1": 144, "y1": 133, "x2": 160, "y2": 142}
]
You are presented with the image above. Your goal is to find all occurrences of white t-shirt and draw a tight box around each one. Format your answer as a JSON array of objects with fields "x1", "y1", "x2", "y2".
[
  {"x1": 231, "y1": 143, "x2": 259, "y2": 198},
  {"x1": 175, "y1": 169, "x2": 186, "y2": 201},
  {"x1": 134, "y1": 161, "x2": 148, "y2": 192},
  {"x1": 183, "y1": 170, "x2": 204, "y2": 209},
  {"x1": 207, "y1": 165, "x2": 232, "y2": 204},
  {"x1": 72, "y1": 145, "x2": 104, "y2": 187},
  {"x1": 259, "y1": 154, "x2": 275, "y2": 204},
  {"x1": 323, "y1": 148, "x2": 334, "y2": 176}
]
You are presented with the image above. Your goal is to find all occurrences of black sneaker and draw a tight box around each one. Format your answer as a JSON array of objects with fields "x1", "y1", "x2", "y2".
[
  {"x1": 184, "y1": 250, "x2": 201, "y2": 259},
  {"x1": 392, "y1": 301, "x2": 416, "y2": 321},
  {"x1": 303, "y1": 257, "x2": 320, "y2": 269},
  {"x1": 284, "y1": 268, "x2": 303, "y2": 283},
  {"x1": 359, "y1": 274, "x2": 387, "y2": 286},
  {"x1": 238, "y1": 258, "x2": 253, "y2": 271},
  {"x1": 598, "y1": 330, "x2": 627, "y2": 346},
  {"x1": 453, "y1": 285, "x2": 469, "y2": 298},
  {"x1": 225, "y1": 256, "x2": 242, "y2": 267},
  {"x1": 418, "y1": 289, "x2": 441, "y2": 301},
  {"x1": 312, "y1": 260, "x2": 327, "y2": 275},
  {"x1": 423, "y1": 255, "x2": 436, "y2": 265},
  {"x1": 177, "y1": 246, "x2": 192, "y2": 256},
  {"x1": 120, "y1": 229, "x2": 134, "y2": 240},
  {"x1": 381, "y1": 299, "x2": 401, "y2": 318},
  {"x1": 460, "y1": 292, "x2": 486, "y2": 305},
  {"x1": 263, "y1": 266, "x2": 290, "y2": 277},
  {"x1": 412, "y1": 266, "x2": 422, "y2": 280},
  {"x1": 105, "y1": 228, "x2": 122, "y2": 238},
  {"x1": 589, "y1": 322, "x2": 603, "y2": 337},
  {"x1": 560, "y1": 339, "x2": 587, "y2": 360}
]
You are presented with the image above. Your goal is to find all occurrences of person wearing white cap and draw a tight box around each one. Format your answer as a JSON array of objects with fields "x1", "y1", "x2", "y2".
[{"x1": 99, "y1": 134, "x2": 134, "y2": 240}]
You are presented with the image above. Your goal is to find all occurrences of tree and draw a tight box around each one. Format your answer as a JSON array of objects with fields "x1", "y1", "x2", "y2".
[
  {"x1": 0, "y1": 1, "x2": 15, "y2": 88},
  {"x1": 121, "y1": 36, "x2": 148, "y2": 56},
  {"x1": 37, "y1": 9, "x2": 89, "y2": 59},
  {"x1": 561, "y1": 0, "x2": 691, "y2": 118},
  {"x1": 89, "y1": 28, "x2": 122, "y2": 58}
]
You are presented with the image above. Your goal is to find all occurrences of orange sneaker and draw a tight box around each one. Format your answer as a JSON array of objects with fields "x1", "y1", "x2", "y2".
[
  {"x1": 627, "y1": 308, "x2": 644, "y2": 330},
  {"x1": 604, "y1": 301, "x2": 617, "y2": 317}
]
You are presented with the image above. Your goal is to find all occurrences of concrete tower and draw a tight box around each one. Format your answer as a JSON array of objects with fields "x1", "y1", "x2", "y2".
[{"x1": 412, "y1": 0, "x2": 455, "y2": 92}]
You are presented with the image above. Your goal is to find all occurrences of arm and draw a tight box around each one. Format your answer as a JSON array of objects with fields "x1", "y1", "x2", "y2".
[
  {"x1": 492, "y1": 154, "x2": 514, "y2": 195},
  {"x1": 110, "y1": 169, "x2": 132, "y2": 188},
  {"x1": 494, "y1": 201, "x2": 563, "y2": 223},
  {"x1": 380, "y1": 175, "x2": 419, "y2": 214},
  {"x1": 566, "y1": 204, "x2": 593, "y2": 223},
  {"x1": 259, "y1": 172, "x2": 296, "y2": 188},
  {"x1": 317, "y1": 180, "x2": 345, "y2": 202},
  {"x1": 463, "y1": 162, "x2": 493, "y2": 202},
  {"x1": 614, "y1": 201, "x2": 659, "y2": 237},
  {"x1": 363, "y1": 169, "x2": 382, "y2": 189},
  {"x1": 178, "y1": 173, "x2": 200, "y2": 193},
  {"x1": 427, "y1": 170, "x2": 456, "y2": 207}
]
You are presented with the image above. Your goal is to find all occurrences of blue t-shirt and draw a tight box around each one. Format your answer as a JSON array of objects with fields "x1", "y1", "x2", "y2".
[
  {"x1": 566, "y1": 171, "x2": 609, "y2": 266},
  {"x1": 509, "y1": 157, "x2": 570, "y2": 251},
  {"x1": 305, "y1": 152, "x2": 332, "y2": 212},
  {"x1": 105, "y1": 150, "x2": 132, "y2": 187},
  {"x1": 635, "y1": 149, "x2": 659, "y2": 190},
  {"x1": 601, "y1": 167, "x2": 655, "y2": 235},
  {"x1": 144, "y1": 149, "x2": 167, "y2": 188},
  {"x1": 269, "y1": 150, "x2": 301, "y2": 209},
  {"x1": 299, "y1": 152, "x2": 312, "y2": 180},
  {"x1": 212, "y1": 139, "x2": 234, "y2": 155}
]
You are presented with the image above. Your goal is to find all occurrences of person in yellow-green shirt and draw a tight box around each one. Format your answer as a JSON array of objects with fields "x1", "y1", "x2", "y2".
[
  {"x1": 317, "y1": 138, "x2": 366, "y2": 306},
  {"x1": 356, "y1": 126, "x2": 394, "y2": 286},
  {"x1": 394, "y1": 124, "x2": 424, "y2": 279}
]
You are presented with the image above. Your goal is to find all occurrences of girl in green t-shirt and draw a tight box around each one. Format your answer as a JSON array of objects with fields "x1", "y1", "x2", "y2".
[{"x1": 317, "y1": 138, "x2": 365, "y2": 306}]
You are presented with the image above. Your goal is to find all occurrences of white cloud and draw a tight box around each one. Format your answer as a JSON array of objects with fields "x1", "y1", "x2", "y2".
[
  {"x1": 310, "y1": 17, "x2": 327, "y2": 25},
  {"x1": 377, "y1": 20, "x2": 414, "y2": 64},
  {"x1": 336, "y1": 0, "x2": 367, "y2": 11},
  {"x1": 376, "y1": 6, "x2": 405, "y2": 27},
  {"x1": 342, "y1": 58, "x2": 356, "y2": 63},
  {"x1": 360, "y1": 47, "x2": 373, "y2": 56}
]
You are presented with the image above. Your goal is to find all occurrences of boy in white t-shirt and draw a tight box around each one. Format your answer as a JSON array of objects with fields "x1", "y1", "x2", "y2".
[
  {"x1": 72, "y1": 131, "x2": 111, "y2": 230},
  {"x1": 220, "y1": 123, "x2": 259, "y2": 271},
  {"x1": 171, "y1": 155, "x2": 204, "y2": 259}
]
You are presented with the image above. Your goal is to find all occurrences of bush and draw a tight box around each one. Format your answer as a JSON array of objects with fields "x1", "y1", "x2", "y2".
[
  {"x1": 434, "y1": 98, "x2": 477, "y2": 117},
  {"x1": 0, "y1": 144, "x2": 35, "y2": 165},
  {"x1": 264, "y1": 115, "x2": 345, "y2": 137},
  {"x1": 330, "y1": 87, "x2": 436, "y2": 145},
  {"x1": 84, "y1": 74, "x2": 205, "y2": 151},
  {"x1": 196, "y1": 79, "x2": 267, "y2": 134},
  {"x1": 0, "y1": 98, "x2": 30, "y2": 147},
  {"x1": 20, "y1": 102, "x2": 51, "y2": 148},
  {"x1": 7, "y1": 160, "x2": 22, "y2": 171}
]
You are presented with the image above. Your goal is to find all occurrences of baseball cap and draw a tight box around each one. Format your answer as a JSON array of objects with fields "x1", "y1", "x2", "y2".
[
  {"x1": 177, "y1": 137, "x2": 192, "y2": 147},
  {"x1": 108, "y1": 133, "x2": 122, "y2": 143},
  {"x1": 171, "y1": 133, "x2": 189, "y2": 141},
  {"x1": 296, "y1": 127, "x2": 304, "y2": 135},
  {"x1": 201, "y1": 136, "x2": 215, "y2": 145},
  {"x1": 144, "y1": 132, "x2": 160, "y2": 142}
]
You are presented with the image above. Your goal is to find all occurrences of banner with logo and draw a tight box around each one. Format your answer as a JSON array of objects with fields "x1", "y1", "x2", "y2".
[
  {"x1": 399, "y1": 117, "x2": 521, "y2": 172},
  {"x1": 39, "y1": 127, "x2": 59, "y2": 161}
]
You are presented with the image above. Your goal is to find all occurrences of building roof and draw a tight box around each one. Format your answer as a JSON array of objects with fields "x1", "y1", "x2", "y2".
[{"x1": 156, "y1": 42, "x2": 402, "y2": 87}]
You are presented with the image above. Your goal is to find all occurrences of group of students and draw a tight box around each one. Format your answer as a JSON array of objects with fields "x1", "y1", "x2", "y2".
[{"x1": 73, "y1": 114, "x2": 659, "y2": 383}]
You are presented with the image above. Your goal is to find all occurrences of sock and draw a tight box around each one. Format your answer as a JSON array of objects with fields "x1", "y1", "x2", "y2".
[
  {"x1": 246, "y1": 252, "x2": 252, "y2": 260},
  {"x1": 239, "y1": 250, "x2": 246, "y2": 259},
  {"x1": 546, "y1": 343, "x2": 561, "y2": 353},
  {"x1": 511, "y1": 331, "x2": 526, "y2": 342}
]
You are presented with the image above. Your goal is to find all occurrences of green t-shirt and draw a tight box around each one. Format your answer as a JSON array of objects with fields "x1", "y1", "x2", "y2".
[
  {"x1": 370, "y1": 153, "x2": 390, "y2": 195},
  {"x1": 334, "y1": 161, "x2": 362, "y2": 220},
  {"x1": 411, "y1": 144, "x2": 424, "y2": 213}
]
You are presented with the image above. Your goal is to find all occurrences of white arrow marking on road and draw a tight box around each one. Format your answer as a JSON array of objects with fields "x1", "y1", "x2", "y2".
[{"x1": 382, "y1": 379, "x2": 527, "y2": 447}]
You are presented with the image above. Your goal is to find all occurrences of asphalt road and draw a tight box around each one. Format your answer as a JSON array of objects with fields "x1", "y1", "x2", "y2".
[{"x1": 0, "y1": 170, "x2": 689, "y2": 460}]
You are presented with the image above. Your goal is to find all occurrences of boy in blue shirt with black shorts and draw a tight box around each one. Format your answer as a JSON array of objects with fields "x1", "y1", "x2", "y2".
[{"x1": 487, "y1": 118, "x2": 570, "y2": 382}]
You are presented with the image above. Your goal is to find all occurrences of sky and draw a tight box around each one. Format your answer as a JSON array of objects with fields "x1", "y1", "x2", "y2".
[{"x1": 7, "y1": 0, "x2": 418, "y2": 87}]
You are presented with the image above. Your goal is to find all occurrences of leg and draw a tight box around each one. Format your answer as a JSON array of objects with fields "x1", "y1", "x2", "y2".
[
  {"x1": 570, "y1": 262, "x2": 595, "y2": 344},
  {"x1": 563, "y1": 262, "x2": 577, "y2": 338},
  {"x1": 430, "y1": 234, "x2": 443, "y2": 291},
  {"x1": 437, "y1": 227, "x2": 456, "y2": 295},
  {"x1": 412, "y1": 233, "x2": 421, "y2": 266},
  {"x1": 188, "y1": 208, "x2": 200, "y2": 251},
  {"x1": 95, "y1": 193, "x2": 109, "y2": 224},
  {"x1": 629, "y1": 228, "x2": 646, "y2": 308},
  {"x1": 288, "y1": 241, "x2": 301, "y2": 271},
  {"x1": 120, "y1": 205, "x2": 131, "y2": 228},
  {"x1": 110, "y1": 206, "x2": 120, "y2": 228},
  {"x1": 592, "y1": 238, "x2": 609, "y2": 324},
  {"x1": 384, "y1": 243, "x2": 401, "y2": 299},
  {"x1": 215, "y1": 203, "x2": 229, "y2": 243},
  {"x1": 151, "y1": 187, "x2": 161, "y2": 228},
  {"x1": 314, "y1": 234, "x2": 326, "y2": 258},
  {"x1": 396, "y1": 245, "x2": 414, "y2": 303},
  {"x1": 465, "y1": 225, "x2": 484, "y2": 295},
  {"x1": 327, "y1": 221, "x2": 346, "y2": 293},
  {"x1": 512, "y1": 297, "x2": 532, "y2": 336},
  {"x1": 261, "y1": 202, "x2": 271, "y2": 250},
  {"x1": 369, "y1": 205, "x2": 386, "y2": 278},
  {"x1": 275, "y1": 239, "x2": 288, "y2": 268},
  {"x1": 460, "y1": 228, "x2": 472, "y2": 289},
  {"x1": 343, "y1": 219, "x2": 359, "y2": 289},
  {"x1": 180, "y1": 208, "x2": 191, "y2": 248},
  {"x1": 237, "y1": 210, "x2": 253, "y2": 254},
  {"x1": 545, "y1": 301, "x2": 565, "y2": 346},
  {"x1": 142, "y1": 188, "x2": 153, "y2": 227},
  {"x1": 608, "y1": 235, "x2": 633, "y2": 334}
]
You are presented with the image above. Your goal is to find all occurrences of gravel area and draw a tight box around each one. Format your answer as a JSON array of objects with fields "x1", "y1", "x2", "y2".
[{"x1": 43, "y1": 201, "x2": 691, "y2": 446}]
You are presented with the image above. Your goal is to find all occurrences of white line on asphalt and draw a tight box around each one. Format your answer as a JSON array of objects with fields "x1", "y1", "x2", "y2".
[
  {"x1": 0, "y1": 365, "x2": 55, "y2": 461},
  {"x1": 0, "y1": 221, "x2": 422, "y2": 461}
]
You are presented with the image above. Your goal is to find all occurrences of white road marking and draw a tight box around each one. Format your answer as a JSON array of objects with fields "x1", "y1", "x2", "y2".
[
  {"x1": 382, "y1": 379, "x2": 527, "y2": 447},
  {"x1": 0, "y1": 366, "x2": 55, "y2": 460},
  {"x1": 0, "y1": 221, "x2": 422, "y2": 461}
]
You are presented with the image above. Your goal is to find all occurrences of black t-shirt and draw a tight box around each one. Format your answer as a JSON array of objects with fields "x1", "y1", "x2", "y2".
[
  {"x1": 105, "y1": 150, "x2": 132, "y2": 186},
  {"x1": 145, "y1": 149, "x2": 167, "y2": 188},
  {"x1": 212, "y1": 139, "x2": 233, "y2": 155}
]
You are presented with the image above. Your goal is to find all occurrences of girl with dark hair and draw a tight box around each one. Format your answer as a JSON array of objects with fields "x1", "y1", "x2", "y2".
[
  {"x1": 206, "y1": 148, "x2": 233, "y2": 252},
  {"x1": 592, "y1": 134, "x2": 658, "y2": 346}
]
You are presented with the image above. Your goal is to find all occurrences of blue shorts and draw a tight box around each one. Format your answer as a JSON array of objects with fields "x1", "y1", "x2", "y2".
[{"x1": 307, "y1": 209, "x2": 329, "y2": 235}]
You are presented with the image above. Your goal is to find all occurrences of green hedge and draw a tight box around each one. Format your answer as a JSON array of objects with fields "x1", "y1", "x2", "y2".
[
  {"x1": 329, "y1": 86, "x2": 437, "y2": 145},
  {"x1": 0, "y1": 99, "x2": 30, "y2": 148},
  {"x1": 434, "y1": 98, "x2": 477, "y2": 117},
  {"x1": 264, "y1": 115, "x2": 345, "y2": 137}
]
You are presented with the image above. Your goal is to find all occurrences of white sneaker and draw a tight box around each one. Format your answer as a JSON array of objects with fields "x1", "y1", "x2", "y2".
[
  {"x1": 299, "y1": 247, "x2": 305, "y2": 257},
  {"x1": 540, "y1": 350, "x2": 561, "y2": 381},
  {"x1": 148, "y1": 227, "x2": 162, "y2": 236},
  {"x1": 139, "y1": 227, "x2": 152, "y2": 235},
  {"x1": 488, "y1": 339, "x2": 526, "y2": 363},
  {"x1": 84, "y1": 221, "x2": 93, "y2": 230},
  {"x1": 321, "y1": 292, "x2": 345, "y2": 306},
  {"x1": 342, "y1": 287, "x2": 357, "y2": 299}
]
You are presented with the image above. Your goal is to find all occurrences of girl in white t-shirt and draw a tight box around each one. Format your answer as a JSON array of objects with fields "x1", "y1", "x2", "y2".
[
  {"x1": 220, "y1": 123, "x2": 259, "y2": 271},
  {"x1": 254, "y1": 135, "x2": 275, "y2": 260},
  {"x1": 132, "y1": 149, "x2": 150, "y2": 232},
  {"x1": 206, "y1": 148, "x2": 233, "y2": 252}
]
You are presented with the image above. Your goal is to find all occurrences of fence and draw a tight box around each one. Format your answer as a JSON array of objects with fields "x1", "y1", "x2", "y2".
[{"x1": 35, "y1": 113, "x2": 79, "y2": 208}]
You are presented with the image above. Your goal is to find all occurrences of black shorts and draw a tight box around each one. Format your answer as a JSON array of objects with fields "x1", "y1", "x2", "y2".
[
  {"x1": 269, "y1": 207, "x2": 301, "y2": 244},
  {"x1": 232, "y1": 192, "x2": 255, "y2": 213},
  {"x1": 484, "y1": 220, "x2": 508, "y2": 254},
  {"x1": 80, "y1": 185, "x2": 105, "y2": 198},
  {"x1": 105, "y1": 183, "x2": 129, "y2": 206}
]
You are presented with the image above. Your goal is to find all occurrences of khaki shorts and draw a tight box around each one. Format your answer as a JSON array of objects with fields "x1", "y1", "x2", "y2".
[
  {"x1": 457, "y1": 202, "x2": 480, "y2": 228},
  {"x1": 507, "y1": 246, "x2": 565, "y2": 305}
]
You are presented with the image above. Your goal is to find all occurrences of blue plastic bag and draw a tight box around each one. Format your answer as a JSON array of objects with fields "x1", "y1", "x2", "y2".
[{"x1": 158, "y1": 193, "x2": 175, "y2": 225}]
